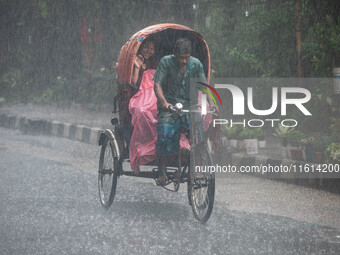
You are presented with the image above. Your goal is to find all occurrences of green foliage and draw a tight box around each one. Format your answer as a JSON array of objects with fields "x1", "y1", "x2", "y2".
[
  {"x1": 300, "y1": 136, "x2": 315, "y2": 147},
  {"x1": 30, "y1": 68, "x2": 116, "y2": 111},
  {"x1": 329, "y1": 118, "x2": 340, "y2": 142},
  {"x1": 310, "y1": 135, "x2": 332, "y2": 152},
  {"x1": 303, "y1": 15, "x2": 340, "y2": 77},
  {"x1": 198, "y1": 1, "x2": 340, "y2": 78},
  {"x1": 274, "y1": 125, "x2": 294, "y2": 147},
  {"x1": 239, "y1": 128, "x2": 264, "y2": 140},
  {"x1": 222, "y1": 126, "x2": 265, "y2": 140},
  {"x1": 325, "y1": 143, "x2": 340, "y2": 163},
  {"x1": 0, "y1": 68, "x2": 32, "y2": 103},
  {"x1": 198, "y1": 0, "x2": 296, "y2": 77},
  {"x1": 38, "y1": 0, "x2": 48, "y2": 19},
  {"x1": 287, "y1": 130, "x2": 309, "y2": 147},
  {"x1": 1, "y1": 0, "x2": 340, "y2": 113},
  {"x1": 257, "y1": 129, "x2": 265, "y2": 140},
  {"x1": 223, "y1": 125, "x2": 243, "y2": 140},
  {"x1": 286, "y1": 80, "x2": 333, "y2": 133}
]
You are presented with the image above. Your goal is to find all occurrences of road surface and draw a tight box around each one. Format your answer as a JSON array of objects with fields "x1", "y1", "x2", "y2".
[{"x1": 0, "y1": 127, "x2": 339, "y2": 254}]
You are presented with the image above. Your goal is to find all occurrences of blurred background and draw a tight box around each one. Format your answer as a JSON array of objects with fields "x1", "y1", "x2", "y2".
[{"x1": 0, "y1": 0, "x2": 339, "y2": 115}]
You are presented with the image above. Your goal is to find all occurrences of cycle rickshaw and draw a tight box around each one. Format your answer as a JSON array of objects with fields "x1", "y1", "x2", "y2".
[{"x1": 98, "y1": 24, "x2": 217, "y2": 223}]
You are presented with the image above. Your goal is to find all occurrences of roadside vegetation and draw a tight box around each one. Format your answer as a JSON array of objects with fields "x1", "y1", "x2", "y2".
[{"x1": 1, "y1": 0, "x2": 339, "y2": 129}]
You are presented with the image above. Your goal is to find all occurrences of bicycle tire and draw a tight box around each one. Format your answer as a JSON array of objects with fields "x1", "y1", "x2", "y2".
[
  {"x1": 98, "y1": 136, "x2": 119, "y2": 208},
  {"x1": 188, "y1": 145, "x2": 215, "y2": 223}
]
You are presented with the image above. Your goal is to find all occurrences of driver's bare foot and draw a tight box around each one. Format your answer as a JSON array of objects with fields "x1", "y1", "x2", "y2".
[{"x1": 156, "y1": 173, "x2": 168, "y2": 186}]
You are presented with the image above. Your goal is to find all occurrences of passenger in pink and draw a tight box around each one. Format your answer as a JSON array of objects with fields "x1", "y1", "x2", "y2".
[
  {"x1": 129, "y1": 69, "x2": 158, "y2": 173},
  {"x1": 129, "y1": 37, "x2": 159, "y2": 174},
  {"x1": 131, "y1": 38, "x2": 156, "y2": 88}
]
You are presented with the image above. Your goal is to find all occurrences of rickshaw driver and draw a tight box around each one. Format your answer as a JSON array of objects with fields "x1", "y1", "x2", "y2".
[{"x1": 153, "y1": 38, "x2": 217, "y2": 185}]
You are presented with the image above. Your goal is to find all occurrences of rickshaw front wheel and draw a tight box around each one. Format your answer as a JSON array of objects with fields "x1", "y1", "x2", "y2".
[
  {"x1": 98, "y1": 137, "x2": 119, "y2": 209},
  {"x1": 188, "y1": 145, "x2": 215, "y2": 224}
]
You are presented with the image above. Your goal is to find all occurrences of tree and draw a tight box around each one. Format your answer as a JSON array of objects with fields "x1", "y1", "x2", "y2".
[{"x1": 295, "y1": 0, "x2": 303, "y2": 79}]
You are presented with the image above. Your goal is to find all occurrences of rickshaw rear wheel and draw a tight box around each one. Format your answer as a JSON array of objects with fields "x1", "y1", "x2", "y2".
[
  {"x1": 98, "y1": 136, "x2": 119, "y2": 209},
  {"x1": 188, "y1": 145, "x2": 215, "y2": 224}
]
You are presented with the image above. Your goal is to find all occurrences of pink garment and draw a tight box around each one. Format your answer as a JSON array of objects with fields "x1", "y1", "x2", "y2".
[
  {"x1": 129, "y1": 69, "x2": 210, "y2": 174},
  {"x1": 129, "y1": 69, "x2": 158, "y2": 174}
]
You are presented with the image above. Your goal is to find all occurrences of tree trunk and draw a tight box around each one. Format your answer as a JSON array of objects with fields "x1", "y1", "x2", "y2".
[{"x1": 295, "y1": 0, "x2": 303, "y2": 80}]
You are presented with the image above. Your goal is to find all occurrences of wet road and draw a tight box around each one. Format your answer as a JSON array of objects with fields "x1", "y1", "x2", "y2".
[{"x1": 0, "y1": 127, "x2": 340, "y2": 254}]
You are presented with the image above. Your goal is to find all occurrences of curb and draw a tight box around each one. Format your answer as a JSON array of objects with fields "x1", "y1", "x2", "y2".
[
  {"x1": 0, "y1": 113, "x2": 102, "y2": 145},
  {"x1": 0, "y1": 112, "x2": 337, "y2": 189}
]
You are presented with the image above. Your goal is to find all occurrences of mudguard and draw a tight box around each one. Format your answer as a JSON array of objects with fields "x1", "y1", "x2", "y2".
[{"x1": 98, "y1": 129, "x2": 121, "y2": 158}]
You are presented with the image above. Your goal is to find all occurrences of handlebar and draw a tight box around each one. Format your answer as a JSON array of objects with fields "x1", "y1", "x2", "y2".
[
  {"x1": 165, "y1": 103, "x2": 216, "y2": 120},
  {"x1": 168, "y1": 103, "x2": 184, "y2": 113},
  {"x1": 180, "y1": 109, "x2": 216, "y2": 114},
  {"x1": 168, "y1": 105, "x2": 179, "y2": 113}
]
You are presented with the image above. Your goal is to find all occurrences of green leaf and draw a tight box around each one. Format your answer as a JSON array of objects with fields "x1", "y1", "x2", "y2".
[{"x1": 38, "y1": 0, "x2": 48, "y2": 19}]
